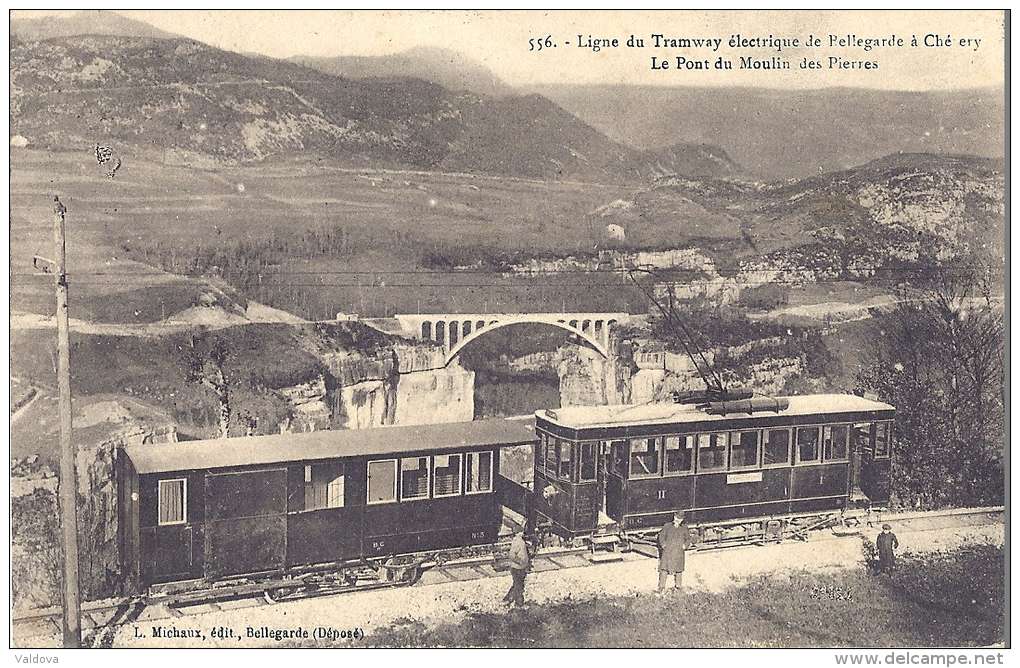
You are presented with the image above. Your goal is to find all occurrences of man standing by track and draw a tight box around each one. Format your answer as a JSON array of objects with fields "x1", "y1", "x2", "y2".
[
  {"x1": 503, "y1": 525, "x2": 531, "y2": 608},
  {"x1": 657, "y1": 512, "x2": 689, "y2": 593}
]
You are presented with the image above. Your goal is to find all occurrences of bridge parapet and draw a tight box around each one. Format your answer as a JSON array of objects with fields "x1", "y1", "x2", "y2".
[{"x1": 392, "y1": 313, "x2": 629, "y2": 366}]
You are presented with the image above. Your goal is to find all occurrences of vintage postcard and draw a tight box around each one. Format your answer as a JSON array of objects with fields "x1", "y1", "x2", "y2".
[{"x1": 6, "y1": 7, "x2": 1007, "y2": 657}]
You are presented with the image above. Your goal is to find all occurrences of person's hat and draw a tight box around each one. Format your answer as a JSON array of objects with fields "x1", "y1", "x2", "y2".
[{"x1": 882, "y1": 523, "x2": 891, "y2": 530}]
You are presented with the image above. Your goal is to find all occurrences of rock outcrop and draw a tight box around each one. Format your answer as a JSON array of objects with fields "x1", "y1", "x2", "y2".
[{"x1": 10, "y1": 402, "x2": 178, "y2": 612}]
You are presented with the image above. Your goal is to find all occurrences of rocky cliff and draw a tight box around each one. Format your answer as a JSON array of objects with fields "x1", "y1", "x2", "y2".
[{"x1": 11, "y1": 401, "x2": 179, "y2": 611}]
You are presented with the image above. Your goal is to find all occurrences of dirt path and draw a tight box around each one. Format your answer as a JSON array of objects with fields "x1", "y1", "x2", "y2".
[
  {"x1": 103, "y1": 522, "x2": 1002, "y2": 648},
  {"x1": 10, "y1": 387, "x2": 41, "y2": 423}
]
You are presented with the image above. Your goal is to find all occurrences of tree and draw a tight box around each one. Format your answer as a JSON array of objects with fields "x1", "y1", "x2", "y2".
[{"x1": 856, "y1": 266, "x2": 1004, "y2": 508}]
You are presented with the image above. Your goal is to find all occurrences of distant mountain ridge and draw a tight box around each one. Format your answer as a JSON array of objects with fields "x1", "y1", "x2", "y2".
[
  {"x1": 11, "y1": 10, "x2": 180, "y2": 41},
  {"x1": 529, "y1": 84, "x2": 1005, "y2": 180},
  {"x1": 290, "y1": 46, "x2": 515, "y2": 98},
  {"x1": 10, "y1": 35, "x2": 744, "y2": 183}
]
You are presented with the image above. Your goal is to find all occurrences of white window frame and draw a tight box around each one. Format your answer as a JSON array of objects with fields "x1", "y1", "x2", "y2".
[
  {"x1": 696, "y1": 432, "x2": 729, "y2": 473},
  {"x1": 762, "y1": 428, "x2": 792, "y2": 469},
  {"x1": 433, "y1": 453, "x2": 463, "y2": 498},
  {"x1": 400, "y1": 456, "x2": 432, "y2": 501},
  {"x1": 367, "y1": 458, "x2": 398, "y2": 505},
  {"x1": 728, "y1": 429, "x2": 762, "y2": 472},
  {"x1": 629, "y1": 437, "x2": 661, "y2": 479},
  {"x1": 158, "y1": 477, "x2": 187, "y2": 526},
  {"x1": 465, "y1": 450, "x2": 495, "y2": 495},
  {"x1": 822, "y1": 424, "x2": 851, "y2": 463},
  {"x1": 662, "y1": 435, "x2": 695, "y2": 477}
]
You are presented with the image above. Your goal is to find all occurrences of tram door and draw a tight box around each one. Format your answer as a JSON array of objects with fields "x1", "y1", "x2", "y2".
[
  {"x1": 597, "y1": 441, "x2": 609, "y2": 521},
  {"x1": 850, "y1": 423, "x2": 872, "y2": 499}
]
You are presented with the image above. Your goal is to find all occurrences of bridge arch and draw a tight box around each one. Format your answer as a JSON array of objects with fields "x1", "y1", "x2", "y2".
[{"x1": 443, "y1": 317, "x2": 609, "y2": 367}]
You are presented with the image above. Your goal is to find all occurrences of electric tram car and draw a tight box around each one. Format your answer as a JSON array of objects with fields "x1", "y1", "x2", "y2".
[
  {"x1": 117, "y1": 393, "x2": 893, "y2": 594},
  {"x1": 530, "y1": 393, "x2": 894, "y2": 541}
]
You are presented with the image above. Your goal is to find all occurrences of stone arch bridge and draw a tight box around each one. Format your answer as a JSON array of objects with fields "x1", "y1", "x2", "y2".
[{"x1": 393, "y1": 313, "x2": 630, "y2": 366}]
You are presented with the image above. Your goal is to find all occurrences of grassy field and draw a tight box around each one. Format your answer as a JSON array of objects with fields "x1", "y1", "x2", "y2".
[
  {"x1": 363, "y1": 543, "x2": 1004, "y2": 648},
  {"x1": 11, "y1": 148, "x2": 648, "y2": 320}
]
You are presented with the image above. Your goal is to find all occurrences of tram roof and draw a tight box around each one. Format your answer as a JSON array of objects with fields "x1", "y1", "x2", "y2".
[
  {"x1": 124, "y1": 417, "x2": 537, "y2": 475},
  {"x1": 536, "y1": 394, "x2": 894, "y2": 429}
]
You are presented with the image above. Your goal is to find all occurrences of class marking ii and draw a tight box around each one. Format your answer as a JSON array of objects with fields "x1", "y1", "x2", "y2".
[{"x1": 651, "y1": 34, "x2": 723, "y2": 51}]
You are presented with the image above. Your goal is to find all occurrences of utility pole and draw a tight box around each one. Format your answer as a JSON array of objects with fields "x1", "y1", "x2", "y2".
[{"x1": 49, "y1": 196, "x2": 82, "y2": 647}]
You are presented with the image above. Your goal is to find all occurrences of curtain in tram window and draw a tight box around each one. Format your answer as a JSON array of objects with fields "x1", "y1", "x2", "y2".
[
  {"x1": 401, "y1": 457, "x2": 430, "y2": 499},
  {"x1": 326, "y1": 472, "x2": 345, "y2": 507},
  {"x1": 158, "y1": 479, "x2": 185, "y2": 524},
  {"x1": 305, "y1": 462, "x2": 345, "y2": 509},
  {"x1": 434, "y1": 454, "x2": 462, "y2": 496},
  {"x1": 466, "y1": 451, "x2": 493, "y2": 492}
]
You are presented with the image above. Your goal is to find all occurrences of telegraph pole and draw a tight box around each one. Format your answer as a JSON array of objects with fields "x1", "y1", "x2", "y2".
[{"x1": 52, "y1": 196, "x2": 82, "y2": 648}]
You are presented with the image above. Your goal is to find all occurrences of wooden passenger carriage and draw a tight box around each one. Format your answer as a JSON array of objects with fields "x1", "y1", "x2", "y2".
[
  {"x1": 532, "y1": 394, "x2": 894, "y2": 539},
  {"x1": 118, "y1": 419, "x2": 535, "y2": 593}
]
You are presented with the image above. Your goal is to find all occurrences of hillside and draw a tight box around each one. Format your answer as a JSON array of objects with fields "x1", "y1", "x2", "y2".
[
  {"x1": 291, "y1": 46, "x2": 514, "y2": 98},
  {"x1": 599, "y1": 153, "x2": 1005, "y2": 278},
  {"x1": 10, "y1": 35, "x2": 738, "y2": 184},
  {"x1": 529, "y1": 85, "x2": 1005, "y2": 180}
]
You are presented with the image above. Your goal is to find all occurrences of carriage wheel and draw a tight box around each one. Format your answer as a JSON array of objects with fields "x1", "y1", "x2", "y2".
[{"x1": 263, "y1": 585, "x2": 297, "y2": 604}]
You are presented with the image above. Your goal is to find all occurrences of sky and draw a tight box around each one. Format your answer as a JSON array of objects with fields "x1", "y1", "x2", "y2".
[{"x1": 11, "y1": 9, "x2": 1006, "y2": 90}]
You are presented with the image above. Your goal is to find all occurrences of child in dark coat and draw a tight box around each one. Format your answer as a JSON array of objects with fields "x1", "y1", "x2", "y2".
[{"x1": 876, "y1": 523, "x2": 899, "y2": 574}]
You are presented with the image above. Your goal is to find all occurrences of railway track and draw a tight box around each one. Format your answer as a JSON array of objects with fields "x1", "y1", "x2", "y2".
[{"x1": 13, "y1": 506, "x2": 1004, "y2": 647}]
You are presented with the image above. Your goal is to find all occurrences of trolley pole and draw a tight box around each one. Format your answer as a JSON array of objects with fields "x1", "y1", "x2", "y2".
[{"x1": 53, "y1": 199, "x2": 82, "y2": 648}]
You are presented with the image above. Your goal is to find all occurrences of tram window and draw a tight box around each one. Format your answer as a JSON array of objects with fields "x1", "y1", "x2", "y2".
[
  {"x1": 433, "y1": 454, "x2": 462, "y2": 497},
  {"x1": 823, "y1": 425, "x2": 850, "y2": 461},
  {"x1": 400, "y1": 457, "x2": 430, "y2": 500},
  {"x1": 466, "y1": 451, "x2": 493, "y2": 494},
  {"x1": 729, "y1": 430, "x2": 760, "y2": 470},
  {"x1": 664, "y1": 436, "x2": 694, "y2": 475},
  {"x1": 852, "y1": 423, "x2": 874, "y2": 455},
  {"x1": 535, "y1": 434, "x2": 546, "y2": 470},
  {"x1": 545, "y1": 438, "x2": 559, "y2": 477},
  {"x1": 697, "y1": 433, "x2": 728, "y2": 472},
  {"x1": 763, "y1": 429, "x2": 791, "y2": 467},
  {"x1": 874, "y1": 423, "x2": 891, "y2": 458},
  {"x1": 304, "y1": 461, "x2": 345, "y2": 510},
  {"x1": 367, "y1": 459, "x2": 397, "y2": 504},
  {"x1": 579, "y1": 442, "x2": 597, "y2": 482},
  {"x1": 609, "y1": 440, "x2": 628, "y2": 476},
  {"x1": 557, "y1": 441, "x2": 573, "y2": 481},
  {"x1": 630, "y1": 438, "x2": 660, "y2": 478},
  {"x1": 796, "y1": 427, "x2": 821, "y2": 463}
]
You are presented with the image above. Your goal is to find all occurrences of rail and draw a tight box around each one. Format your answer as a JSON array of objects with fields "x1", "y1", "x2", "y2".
[{"x1": 11, "y1": 506, "x2": 1004, "y2": 647}]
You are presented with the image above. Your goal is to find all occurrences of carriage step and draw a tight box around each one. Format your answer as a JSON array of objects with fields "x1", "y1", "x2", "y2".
[{"x1": 588, "y1": 552, "x2": 624, "y2": 564}]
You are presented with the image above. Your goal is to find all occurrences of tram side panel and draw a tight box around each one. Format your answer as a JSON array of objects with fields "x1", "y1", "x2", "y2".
[
  {"x1": 789, "y1": 463, "x2": 850, "y2": 514},
  {"x1": 692, "y1": 469, "x2": 794, "y2": 523},
  {"x1": 135, "y1": 469, "x2": 207, "y2": 586},
  {"x1": 617, "y1": 475, "x2": 696, "y2": 530}
]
